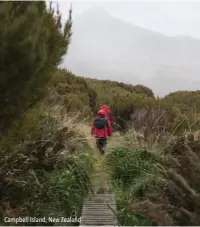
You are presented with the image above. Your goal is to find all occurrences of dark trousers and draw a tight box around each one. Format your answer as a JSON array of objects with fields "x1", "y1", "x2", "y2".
[{"x1": 95, "y1": 137, "x2": 107, "y2": 150}]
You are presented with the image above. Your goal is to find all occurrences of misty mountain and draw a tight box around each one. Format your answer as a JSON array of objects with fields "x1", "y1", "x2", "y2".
[{"x1": 62, "y1": 7, "x2": 200, "y2": 96}]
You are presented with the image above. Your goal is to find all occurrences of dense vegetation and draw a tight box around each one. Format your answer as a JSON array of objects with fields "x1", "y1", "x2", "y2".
[
  {"x1": 1, "y1": 1, "x2": 200, "y2": 226},
  {"x1": 108, "y1": 130, "x2": 200, "y2": 225},
  {"x1": 0, "y1": 1, "x2": 92, "y2": 225},
  {"x1": 0, "y1": 1, "x2": 72, "y2": 131},
  {"x1": 47, "y1": 69, "x2": 200, "y2": 134}
]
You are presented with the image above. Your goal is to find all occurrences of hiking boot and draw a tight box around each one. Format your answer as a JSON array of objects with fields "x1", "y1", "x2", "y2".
[
  {"x1": 100, "y1": 145, "x2": 106, "y2": 155},
  {"x1": 102, "y1": 145, "x2": 106, "y2": 151}
]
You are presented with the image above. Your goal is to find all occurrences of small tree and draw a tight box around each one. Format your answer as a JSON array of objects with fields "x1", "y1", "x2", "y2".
[{"x1": 0, "y1": 1, "x2": 72, "y2": 131}]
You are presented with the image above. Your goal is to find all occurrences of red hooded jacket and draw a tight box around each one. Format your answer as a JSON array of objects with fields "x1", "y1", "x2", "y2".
[
  {"x1": 99, "y1": 105, "x2": 115, "y2": 121},
  {"x1": 91, "y1": 112, "x2": 112, "y2": 137}
]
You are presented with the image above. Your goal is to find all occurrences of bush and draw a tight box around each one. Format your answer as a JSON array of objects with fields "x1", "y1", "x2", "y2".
[
  {"x1": 0, "y1": 1, "x2": 72, "y2": 131},
  {"x1": 109, "y1": 131, "x2": 200, "y2": 226},
  {"x1": 107, "y1": 146, "x2": 161, "y2": 225},
  {"x1": 108, "y1": 148, "x2": 158, "y2": 185},
  {"x1": 0, "y1": 104, "x2": 93, "y2": 225}
]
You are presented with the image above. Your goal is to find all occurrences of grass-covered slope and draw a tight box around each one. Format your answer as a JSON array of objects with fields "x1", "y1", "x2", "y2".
[{"x1": 50, "y1": 69, "x2": 200, "y2": 134}]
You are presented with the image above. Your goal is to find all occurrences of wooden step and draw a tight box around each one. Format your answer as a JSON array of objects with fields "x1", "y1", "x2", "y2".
[
  {"x1": 80, "y1": 193, "x2": 117, "y2": 225},
  {"x1": 80, "y1": 167, "x2": 117, "y2": 226}
]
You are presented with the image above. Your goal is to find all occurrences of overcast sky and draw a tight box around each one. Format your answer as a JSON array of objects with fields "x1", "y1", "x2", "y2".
[{"x1": 51, "y1": 0, "x2": 200, "y2": 39}]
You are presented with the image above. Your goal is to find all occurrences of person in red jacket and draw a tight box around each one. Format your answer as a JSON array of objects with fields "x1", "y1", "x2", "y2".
[
  {"x1": 99, "y1": 105, "x2": 115, "y2": 121},
  {"x1": 91, "y1": 109, "x2": 112, "y2": 154}
]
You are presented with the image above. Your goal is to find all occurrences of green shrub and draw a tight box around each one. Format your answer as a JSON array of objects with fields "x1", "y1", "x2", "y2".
[
  {"x1": 108, "y1": 147, "x2": 161, "y2": 226},
  {"x1": 108, "y1": 147, "x2": 160, "y2": 186},
  {"x1": 0, "y1": 1, "x2": 72, "y2": 131},
  {"x1": 0, "y1": 103, "x2": 93, "y2": 224},
  {"x1": 24, "y1": 152, "x2": 92, "y2": 225}
]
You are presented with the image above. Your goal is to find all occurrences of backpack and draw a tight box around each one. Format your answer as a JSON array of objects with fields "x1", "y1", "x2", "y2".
[{"x1": 94, "y1": 116, "x2": 107, "y2": 129}]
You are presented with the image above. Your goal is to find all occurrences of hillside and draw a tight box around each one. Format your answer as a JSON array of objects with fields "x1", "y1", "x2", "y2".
[
  {"x1": 62, "y1": 7, "x2": 200, "y2": 96},
  {"x1": 46, "y1": 69, "x2": 200, "y2": 135}
]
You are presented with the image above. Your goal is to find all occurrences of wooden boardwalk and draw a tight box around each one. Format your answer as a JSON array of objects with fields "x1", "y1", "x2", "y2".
[{"x1": 80, "y1": 171, "x2": 118, "y2": 226}]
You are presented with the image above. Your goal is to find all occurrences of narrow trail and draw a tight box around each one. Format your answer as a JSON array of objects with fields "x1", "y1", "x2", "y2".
[{"x1": 80, "y1": 132, "x2": 123, "y2": 226}]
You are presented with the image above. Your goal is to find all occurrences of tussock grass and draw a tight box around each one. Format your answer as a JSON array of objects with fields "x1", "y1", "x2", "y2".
[
  {"x1": 0, "y1": 103, "x2": 93, "y2": 225},
  {"x1": 122, "y1": 108, "x2": 200, "y2": 151},
  {"x1": 107, "y1": 145, "x2": 161, "y2": 226},
  {"x1": 107, "y1": 147, "x2": 161, "y2": 185},
  {"x1": 108, "y1": 115, "x2": 200, "y2": 225}
]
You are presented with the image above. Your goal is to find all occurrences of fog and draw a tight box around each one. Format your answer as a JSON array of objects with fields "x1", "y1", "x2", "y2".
[{"x1": 54, "y1": 1, "x2": 200, "y2": 96}]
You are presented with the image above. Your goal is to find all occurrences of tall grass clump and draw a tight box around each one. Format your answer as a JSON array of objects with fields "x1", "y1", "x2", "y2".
[
  {"x1": 126, "y1": 132, "x2": 200, "y2": 226},
  {"x1": 0, "y1": 103, "x2": 93, "y2": 225},
  {"x1": 109, "y1": 117, "x2": 200, "y2": 226},
  {"x1": 107, "y1": 146, "x2": 162, "y2": 226},
  {"x1": 108, "y1": 147, "x2": 161, "y2": 186}
]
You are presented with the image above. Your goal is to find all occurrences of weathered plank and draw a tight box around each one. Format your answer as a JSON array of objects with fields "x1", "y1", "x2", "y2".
[{"x1": 80, "y1": 169, "x2": 118, "y2": 226}]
